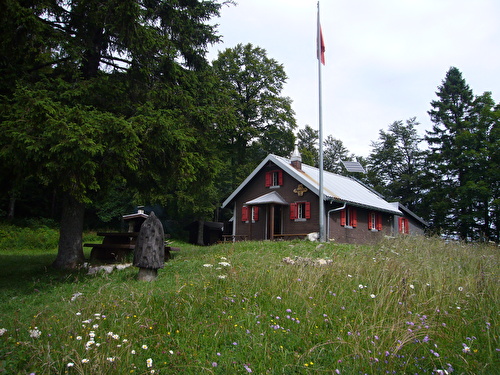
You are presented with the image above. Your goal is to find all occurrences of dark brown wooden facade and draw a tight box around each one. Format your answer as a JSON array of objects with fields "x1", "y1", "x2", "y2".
[{"x1": 222, "y1": 154, "x2": 427, "y2": 244}]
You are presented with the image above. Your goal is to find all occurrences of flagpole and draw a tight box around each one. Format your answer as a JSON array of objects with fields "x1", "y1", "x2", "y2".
[{"x1": 317, "y1": 1, "x2": 325, "y2": 242}]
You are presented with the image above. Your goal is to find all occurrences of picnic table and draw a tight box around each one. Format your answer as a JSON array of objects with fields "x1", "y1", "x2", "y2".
[{"x1": 84, "y1": 232, "x2": 178, "y2": 263}]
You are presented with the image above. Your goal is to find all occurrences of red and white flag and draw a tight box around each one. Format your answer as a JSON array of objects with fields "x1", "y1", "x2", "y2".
[
  {"x1": 317, "y1": 24, "x2": 325, "y2": 65},
  {"x1": 317, "y1": 2, "x2": 325, "y2": 65}
]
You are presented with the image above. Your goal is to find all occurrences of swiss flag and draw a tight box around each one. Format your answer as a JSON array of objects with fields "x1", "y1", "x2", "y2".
[{"x1": 318, "y1": 25, "x2": 325, "y2": 65}]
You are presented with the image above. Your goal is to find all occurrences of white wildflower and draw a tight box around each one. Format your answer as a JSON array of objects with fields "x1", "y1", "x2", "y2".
[{"x1": 29, "y1": 327, "x2": 42, "y2": 338}]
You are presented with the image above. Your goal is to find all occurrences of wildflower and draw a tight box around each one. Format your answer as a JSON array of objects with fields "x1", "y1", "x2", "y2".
[
  {"x1": 169, "y1": 350, "x2": 174, "y2": 354},
  {"x1": 218, "y1": 261, "x2": 231, "y2": 267},
  {"x1": 67, "y1": 362, "x2": 75, "y2": 367},
  {"x1": 82, "y1": 358, "x2": 89, "y2": 364},
  {"x1": 458, "y1": 286, "x2": 463, "y2": 291},
  {"x1": 409, "y1": 284, "x2": 415, "y2": 289},
  {"x1": 112, "y1": 334, "x2": 120, "y2": 340},
  {"x1": 146, "y1": 358, "x2": 153, "y2": 368},
  {"x1": 0, "y1": 328, "x2": 7, "y2": 336},
  {"x1": 142, "y1": 344, "x2": 148, "y2": 350},
  {"x1": 212, "y1": 362, "x2": 218, "y2": 367},
  {"x1": 358, "y1": 284, "x2": 364, "y2": 289},
  {"x1": 93, "y1": 324, "x2": 99, "y2": 329},
  {"x1": 462, "y1": 344, "x2": 471, "y2": 353},
  {"x1": 276, "y1": 296, "x2": 282, "y2": 300},
  {"x1": 370, "y1": 294, "x2": 376, "y2": 298},
  {"x1": 29, "y1": 327, "x2": 42, "y2": 338},
  {"x1": 122, "y1": 339, "x2": 129, "y2": 343},
  {"x1": 89, "y1": 331, "x2": 96, "y2": 338},
  {"x1": 76, "y1": 336, "x2": 82, "y2": 340},
  {"x1": 131, "y1": 350, "x2": 136, "y2": 355},
  {"x1": 218, "y1": 275, "x2": 227, "y2": 279},
  {"x1": 76, "y1": 312, "x2": 82, "y2": 316},
  {"x1": 106, "y1": 357, "x2": 115, "y2": 362},
  {"x1": 203, "y1": 264, "x2": 213, "y2": 267},
  {"x1": 244, "y1": 364, "x2": 253, "y2": 373}
]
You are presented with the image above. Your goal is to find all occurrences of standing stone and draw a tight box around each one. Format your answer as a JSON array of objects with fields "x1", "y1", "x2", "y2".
[{"x1": 133, "y1": 212, "x2": 165, "y2": 281}]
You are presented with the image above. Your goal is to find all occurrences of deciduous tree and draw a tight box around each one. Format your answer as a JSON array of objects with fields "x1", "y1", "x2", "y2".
[{"x1": 212, "y1": 43, "x2": 297, "y2": 187}]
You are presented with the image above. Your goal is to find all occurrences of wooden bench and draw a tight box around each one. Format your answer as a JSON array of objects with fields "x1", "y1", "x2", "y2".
[
  {"x1": 222, "y1": 235, "x2": 248, "y2": 242},
  {"x1": 272, "y1": 233, "x2": 310, "y2": 240},
  {"x1": 84, "y1": 232, "x2": 178, "y2": 262}
]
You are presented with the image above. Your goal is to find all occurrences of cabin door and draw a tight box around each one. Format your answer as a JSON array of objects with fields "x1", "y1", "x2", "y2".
[{"x1": 267, "y1": 204, "x2": 282, "y2": 239}]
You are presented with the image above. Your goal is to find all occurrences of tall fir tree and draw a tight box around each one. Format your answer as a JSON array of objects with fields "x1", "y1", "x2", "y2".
[
  {"x1": 424, "y1": 67, "x2": 497, "y2": 240},
  {"x1": 0, "y1": 0, "x2": 226, "y2": 268}
]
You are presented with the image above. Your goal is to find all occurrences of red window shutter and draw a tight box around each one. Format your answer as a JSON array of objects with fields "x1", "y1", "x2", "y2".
[
  {"x1": 340, "y1": 209, "x2": 346, "y2": 226},
  {"x1": 253, "y1": 206, "x2": 259, "y2": 221},
  {"x1": 265, "y1": 172, "x2": 271, "y2": 187},
  {"x1": 376, "y1": 214, "x2": 383, "y2": 231},
  {"x1": 398, "y1": 217, "x2": 403, "y2": 233},
  {"x1": 351, "y1": 208, "x2": 357, "y2": 228},
  {"x1": 278, "y1": 170, "x2": 283, "y2": 186},
  {"x1": 368, "y1": 212, "x2": 373, "y2": 230},
  {"x1": 242, "y1": 206, "x2": 249, "y2": 222},
  {"x1": 305, "y1": 202, "x2": 311, "y2": 219},
  {"x1": 290, "y1": 203, "x2": 297, "y2": 220},
  {"x1": 404, "y1": 218, "x2": 410, "y2": 234}
]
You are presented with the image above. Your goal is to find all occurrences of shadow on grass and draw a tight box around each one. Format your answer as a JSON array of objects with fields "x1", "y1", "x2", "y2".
[{"x1": 0, "y1": 252, "x2": 90, "y2": 297}]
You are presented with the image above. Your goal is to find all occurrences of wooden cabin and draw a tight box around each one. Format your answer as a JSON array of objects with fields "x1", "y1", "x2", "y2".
[{"x1": 221, "y1": 150, "x2": 427, "y2": 244}]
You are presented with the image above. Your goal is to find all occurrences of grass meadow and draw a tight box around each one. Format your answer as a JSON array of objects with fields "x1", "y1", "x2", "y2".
[{"x1": 0, "y1": 224, "x2": 498, "y2": 374}]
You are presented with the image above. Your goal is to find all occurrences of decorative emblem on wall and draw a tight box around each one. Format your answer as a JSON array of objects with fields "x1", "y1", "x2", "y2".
[{"x1": 293, "y1": 184, "x2": 308, "y2": 197}]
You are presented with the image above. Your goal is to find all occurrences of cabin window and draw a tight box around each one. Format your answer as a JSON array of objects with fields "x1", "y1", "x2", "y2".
[
  {"x1": 368, "y1": 212, "x2": 383, "y2": 231},
  {"x1": 242, "y1": 206, "x2": 259, "y2": 222},
  {"x1": 340, "y1": 207, "x2": 357, "y2": 228},
  {"x1": 290, "y1": 202, "x2": 311, "y2": 221},
  {"x1": 398, "y1": 217, "x2": 410, "y2": 234},
  {"x1": 265, "y1": 170, "x2": 283, "y2": 188}
]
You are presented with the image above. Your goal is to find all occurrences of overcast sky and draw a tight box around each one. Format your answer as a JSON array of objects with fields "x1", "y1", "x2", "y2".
[{"x1": 207, "y1": 0, "x2": 499, "y2": 157}]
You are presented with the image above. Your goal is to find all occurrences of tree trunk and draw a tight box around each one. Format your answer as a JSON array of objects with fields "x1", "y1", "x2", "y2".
[
  {"x1": 7, "y1": 196, "x2": 15, "y2": 220},
  {"x1": 52, "y1": 194, "x2": 86, "y2": 269},
  {"x1": 197, "y1": 219, "x2": 205, "y2": 246}
]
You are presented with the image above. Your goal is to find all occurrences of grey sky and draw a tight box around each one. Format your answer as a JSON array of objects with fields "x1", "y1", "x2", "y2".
[{"x1": 208, "y1": 0, "x2": 499, "y2": 156}]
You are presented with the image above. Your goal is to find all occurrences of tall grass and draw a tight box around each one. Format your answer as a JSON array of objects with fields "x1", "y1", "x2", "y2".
[{"x1": 0, "y1": 228, "x2": 498, "y2": 374}]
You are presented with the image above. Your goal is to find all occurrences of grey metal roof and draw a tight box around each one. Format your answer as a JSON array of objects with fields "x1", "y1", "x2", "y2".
[
  {"x1": 245, "y1": 191, "x2": 289, "y2": 205},
  {"x1": 222, "y1": 154, "x2": 401, "y2": 215}
]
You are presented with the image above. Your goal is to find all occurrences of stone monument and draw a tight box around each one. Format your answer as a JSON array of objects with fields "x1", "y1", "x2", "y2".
[{"x1": 133, "y1": 212, "x2": 165, "y2": 281}]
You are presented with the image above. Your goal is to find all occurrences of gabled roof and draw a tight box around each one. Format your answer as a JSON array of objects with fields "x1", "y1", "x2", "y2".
[
  {"x1": 245, "y1": 191, "x2": 288, "y2": 205},
  {"x1": 222, "y1": 154, "x2": 401, "y2": 215}
]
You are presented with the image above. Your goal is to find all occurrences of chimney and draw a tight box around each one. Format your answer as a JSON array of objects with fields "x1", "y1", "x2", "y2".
[{"x1": 290, "y1": 145, "x2": 302, "y2": 171}]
